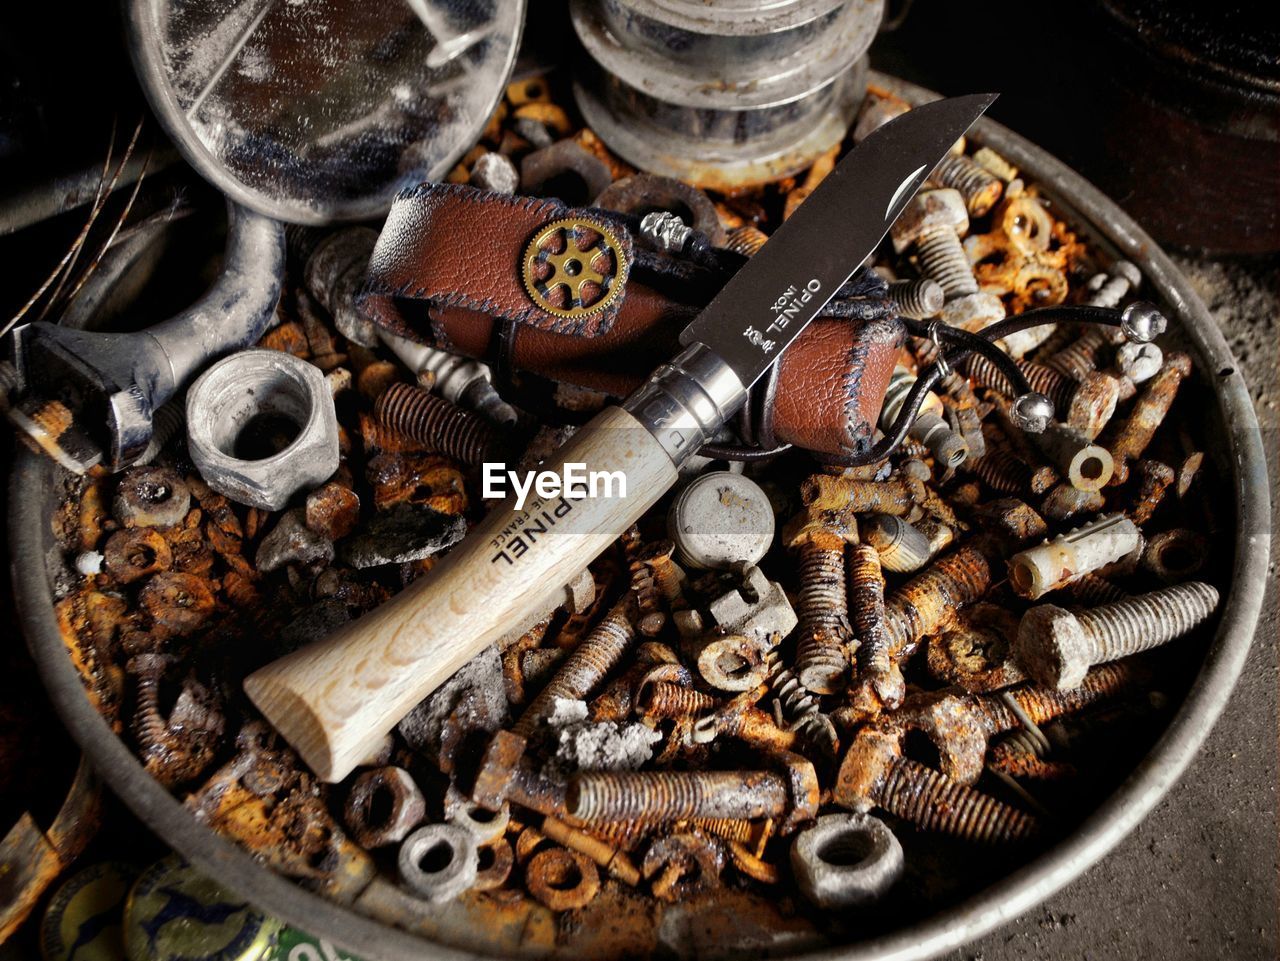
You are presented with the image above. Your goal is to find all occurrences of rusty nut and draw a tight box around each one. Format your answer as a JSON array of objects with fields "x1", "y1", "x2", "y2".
[
  {"x1": 103, "y1": 528, "x2": 173, "y2": 584},
  {"x1": 344, "y1": 766, "x2": 427, "y2": 848},
  {"x1": 113, "y1": 466, "x2": 191, "y2": 528}
]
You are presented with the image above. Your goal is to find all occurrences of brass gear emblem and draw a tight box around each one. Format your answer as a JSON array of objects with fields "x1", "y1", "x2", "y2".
[{"x1": 521, "y1": 218, "x2": 627, "y2": 319}]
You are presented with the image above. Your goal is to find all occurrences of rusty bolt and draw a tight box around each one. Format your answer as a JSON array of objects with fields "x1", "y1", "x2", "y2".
[
  {"x1": 886, "y1": 278, "x2": 945, "y2": 320},
  {"x1": 1016, "y1": 582, "x2": 1219, "y2": 689},
  {"x1": 890, "y1": 189, "x2": 974, "y2": 300},
  {"x1": 884, "y1": 535, "x2": 1005, "y2": 660},
  {"x1": 344, "y1": 766, "x2": 427, "y2": 848},
  {"x1": 567, "y1": 770, "x2": 787, "y2": 823},
  {"x1": 723, "y1": 224, "x2": 769, "y2": 257},
  {"x1": 930, "y1": 152, "x2": 1003, "y2": 216},
  {"x1": 375, "y1": 382, "x2": 505, "y2": 467},
  {"x1": 568, "y1": 750, "x2": 817, "y2": 834},
  {"x1": 512, "y1": 599, "x2": 635, "y2": 739},
  {"x1": 470, "y1": 731, "x2": 573, "y2": 820},
  {"x1": 834, "y1": 728, "x2": 1039, "y2": 844},
  {"x1": 848, "y1": 542, "x2": 904, "y2": 712},
  {"x1": 974, "y1": 354, "x2": 1121, "y2": 439},
  {"x1": 636, "y1": 680, "x2": 719, "y2": 719},
  {"x1": 1107, "y1": 352, "x2": 1193, "y2": 485},
  {"x1": 785, "y1": 510, "x2": 856, "y2": 695},
  {"x1": 896, "y1": 662, "x2": 1141, "y2": 783}
]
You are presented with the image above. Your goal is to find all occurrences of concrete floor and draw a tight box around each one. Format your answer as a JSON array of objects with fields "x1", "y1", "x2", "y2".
[{"x1": 945, "y1": 257, "x2": 1279, "y2": 961}]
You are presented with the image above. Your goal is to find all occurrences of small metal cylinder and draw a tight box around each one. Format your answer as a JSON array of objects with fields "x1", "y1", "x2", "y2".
[
  {"x1": 667, "y1": 471, "x2": 775, "y2": 570},
  {"x1": 861, "y1": 514, "x2": 934, "y2": 573}
]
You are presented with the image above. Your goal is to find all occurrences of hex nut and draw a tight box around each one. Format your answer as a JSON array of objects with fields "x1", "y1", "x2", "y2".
[
  {"x1": 791, "y1": 813, "x2": 904, "y2": 908},
  {"x1": 186, "y1": 349, "x2": 340, "y2": 511},
  {"x1": 344, "y1": 766, "x2": 426, "y2": 848},
  {"x1": 398, "y1": 823, "x2": 478, "y2": 903}
]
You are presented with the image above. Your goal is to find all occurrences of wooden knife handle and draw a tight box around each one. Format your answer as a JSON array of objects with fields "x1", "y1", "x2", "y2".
[{"x1": 244, "y1": 406, "x2": 678, "y2": 782}]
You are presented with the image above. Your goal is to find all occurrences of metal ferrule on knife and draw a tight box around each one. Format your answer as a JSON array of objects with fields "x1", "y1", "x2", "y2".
[{"x1": 622, "y1": 342, "x2": 749, "y2": 466}]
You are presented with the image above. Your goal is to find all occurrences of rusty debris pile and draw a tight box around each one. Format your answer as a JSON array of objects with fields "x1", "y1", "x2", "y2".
[{"x1": 44, "y1": 81, "x2": 1224, "y2": 950}]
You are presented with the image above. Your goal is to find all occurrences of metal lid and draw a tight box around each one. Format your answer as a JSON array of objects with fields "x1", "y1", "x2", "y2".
[
  {"x1": 125, "y1": 0, "x2": 524, "y2": 225},
  {"x1": 668, "y1": 471, "x2": 776, "y2": 570},
  {"x1": 41, "y1": 862, "x2": 137, "y2": 961},
  {"x1": 124, "y1": 856, "x2": 280, "y2": 961}
]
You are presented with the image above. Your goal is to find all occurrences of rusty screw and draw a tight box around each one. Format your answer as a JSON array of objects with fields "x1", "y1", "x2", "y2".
[
  {"x1": 965, "y1": 354, "x2": 1119, "y2": 439},
  {"x1": 1016, "y1": 581, "x2": 1219, "y2": 689},
  {"x1": 1107, "y1": 352, "x2": 1193, "y2": 485},
  {"x1": 512, "y1": 599, "x2": 635, "y2": 739},
  {"x1": 886, "y1": 278, "x2": 945, "y2": 320},
  {"x1": 785, "y1": 511, "x2": 855, "y2": 694},
  {"x1": 375, "y1": 382, "x2": 505, "y2": 467},
  {"x1": 930, "y1": 152, "x2": 1003, "y2": 217},
  {"x1": 836, "y1": 729, "x2": 1039, "y2": 844}
]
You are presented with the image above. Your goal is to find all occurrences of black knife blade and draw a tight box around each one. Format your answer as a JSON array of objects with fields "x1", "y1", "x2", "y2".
[{"x1": 679, "y1": 93, "x2": 997, "y2": 390}]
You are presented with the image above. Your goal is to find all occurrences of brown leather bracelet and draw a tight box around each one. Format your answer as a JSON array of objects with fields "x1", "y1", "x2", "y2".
[{"x1": 361, "y1": 183, "x2": 904, "y2": 458}]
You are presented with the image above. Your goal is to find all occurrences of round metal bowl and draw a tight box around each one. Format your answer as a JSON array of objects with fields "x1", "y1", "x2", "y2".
[{"x1": 12, "y1": 74, "x2": 1270, "y2": 960}]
